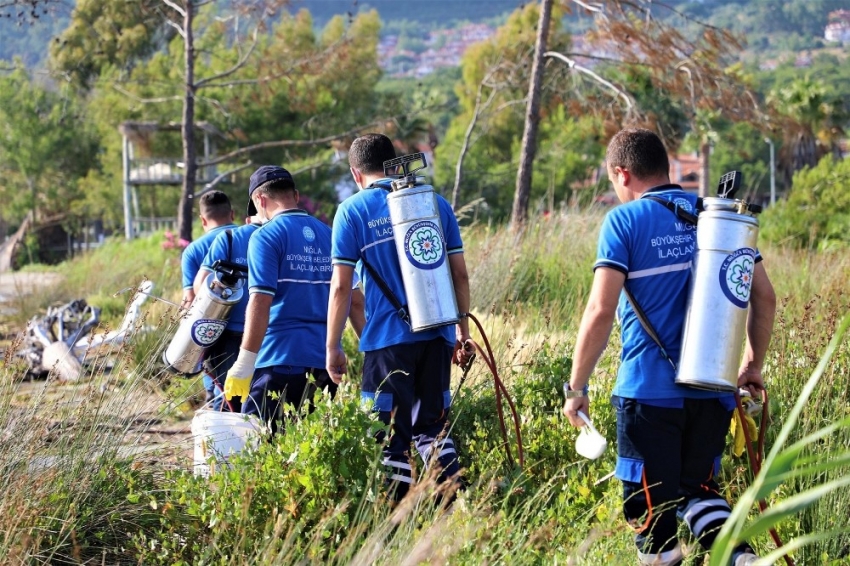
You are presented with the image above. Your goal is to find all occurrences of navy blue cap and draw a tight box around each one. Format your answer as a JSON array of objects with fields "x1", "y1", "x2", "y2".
[{"x1": 247, "y1": 166, "x2": 293, "y2": 215}]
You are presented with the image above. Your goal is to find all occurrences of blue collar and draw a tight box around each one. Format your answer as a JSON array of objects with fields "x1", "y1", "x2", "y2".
[
  {"x1": 366, "y1": 178, "x2": 394, "y2": 191},
  {"x1": 269, "y1": 208, "x2": 308, "y2": 221},
  {"x1": 642, "y1": 184, "x2": 684, "y2": 196}
]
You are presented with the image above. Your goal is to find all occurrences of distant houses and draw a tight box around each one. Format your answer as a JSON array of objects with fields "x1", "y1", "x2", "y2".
[
  {"x1": 825, "y1": 9, "x2": 850, "y2": 45},
  {"x1": 379, "y1": 23, "x2": 496, "y2": 78}
]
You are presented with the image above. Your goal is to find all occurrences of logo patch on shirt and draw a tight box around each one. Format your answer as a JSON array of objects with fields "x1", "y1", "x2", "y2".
[
  {"x1": 302, "y1": 226, "x2": 316, "y2": 242},
  {"x1": 718, "y1": 248, "x2": 755, "y2": 308},
  {"x1": 403, "y1": 220, "x2": 446, "y2": 270},
  {"x1": 190, "y1": 319, "x2": 226, "y2": 346},
  {"x1": 673, "y1": 198, "x2": 693, "y2": 212}
]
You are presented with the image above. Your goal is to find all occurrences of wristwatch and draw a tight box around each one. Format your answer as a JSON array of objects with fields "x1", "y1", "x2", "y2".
[{"x1": 563, "y1": 382, "x2": 589, "y2": 399}]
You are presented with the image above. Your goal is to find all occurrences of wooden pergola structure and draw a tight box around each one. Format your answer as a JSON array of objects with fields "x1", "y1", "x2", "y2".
[{"x1": 119, "y1": 121, "x2": 223, "y2": 240}]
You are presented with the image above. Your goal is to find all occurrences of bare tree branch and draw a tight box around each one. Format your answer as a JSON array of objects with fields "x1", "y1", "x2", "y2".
[
  {"x1": 195, "y1": 27, "x2": 259, "y2": 89},
  {"x1": 165, "y1": 19, "x2": 186, "y2": 40},
  {"x1": 195, "y1": 161, "x2": 253, "y2": 197},
  {"x1": 544, "y1": 51, "x2": 634, "y2": 110},
  {"x1": 160, "y1": 0, "x2": 185, "y2": 18},
  {"x1": 200, "y1": 122, "x2": 381, "y2": 168},
  {"x1": 291, "y1": 160, "x2": 331, "y2": 177},
  {"x1": 111, "y1": 84, "x2": 182, "y2": 104},
  {"x1": 492, "y1": 97, "x2": 528, "y2": 114},
  {"x1": 567, "y1": 0, "x2": 606, "y2": 17},
  {"x1": 452, "y1": 84, "x2": 498, "y2": 209}
]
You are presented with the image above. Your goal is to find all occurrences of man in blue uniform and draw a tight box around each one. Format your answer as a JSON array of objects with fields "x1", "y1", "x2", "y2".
[
  {"x1": 179, "y1": 191, "x2": 237, "y2": 405},
  {"x1": 180, "y1": 191, "x2": 236, "y2": 309},
  {"x1": 223, "y1": 166, "x2": 337, "y2": 433},
  {"x1": 193, "y1": 212, "x2": 259, "y2": 412},
  {"x1": 563, "y1": 128, "x2": 776, "y2": 566},
  {"x1": 326, "y1": 133, "x2": 473, "y2": 501}
]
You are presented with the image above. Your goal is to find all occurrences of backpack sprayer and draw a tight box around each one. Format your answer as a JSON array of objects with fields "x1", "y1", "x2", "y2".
[
  {"x1": 676, "y1": 171, "x2": 763, "y2": 392},
  {"x1": 384, "y1": 152, "x2": 460, "y2": 332},
  {"x1": 163, "y1": 260, "x2": 248, "y2": 376},
  {"x1": 382, "y1": 153, "x2": 525, "y2": 469}
]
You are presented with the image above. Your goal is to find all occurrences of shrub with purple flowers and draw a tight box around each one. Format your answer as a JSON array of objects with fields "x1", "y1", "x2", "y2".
[{"x1": 161, "y1": 231, "x2": 190, "y2": 251}]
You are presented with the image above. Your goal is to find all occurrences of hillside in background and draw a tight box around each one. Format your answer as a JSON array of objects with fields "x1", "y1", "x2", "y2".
[
  {"x1": 0, "y1": 0, "x2": 526, "y2": 69},
  {"x1": 3, "y1": 0, "x2": 848, "y2": 71}
]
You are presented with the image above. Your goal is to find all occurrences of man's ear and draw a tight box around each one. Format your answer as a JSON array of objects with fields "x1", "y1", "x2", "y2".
[
  {"x1": 350, "y1": 167, "x2": 362, "y2": 188},
  {"x1": 616, "y1": 166, "x2": 630, "y2": 187},
  {"x1": 200, "y1": 215, "x2": 208, "y2": 228},
  {"x1": 294, "y1": 189, "x2": 300, "y2": 205}
]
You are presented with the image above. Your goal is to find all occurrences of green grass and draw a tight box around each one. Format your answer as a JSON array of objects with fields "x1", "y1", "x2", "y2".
[{"x1": 0, "y1": 215, "x2": 848, "y2": 564}]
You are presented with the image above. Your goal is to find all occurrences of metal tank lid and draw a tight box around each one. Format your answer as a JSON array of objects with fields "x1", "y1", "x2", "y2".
[{"x1": 701, "y1": 197, "x2": 760, "y2": 217}]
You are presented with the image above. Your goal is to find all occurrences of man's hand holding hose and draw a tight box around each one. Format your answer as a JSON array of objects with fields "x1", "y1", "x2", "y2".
[
  {"x1": 453, "y1": 337, "x2": 475, "y2": 368},
  {"x1": 224, "y1": 348, "x2": 257, "y2": 400}
]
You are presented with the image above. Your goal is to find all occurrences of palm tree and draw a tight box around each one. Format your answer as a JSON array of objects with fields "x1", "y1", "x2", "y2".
[{"x1": 768, "y1": 78, "x2": 846, "y2": 186}]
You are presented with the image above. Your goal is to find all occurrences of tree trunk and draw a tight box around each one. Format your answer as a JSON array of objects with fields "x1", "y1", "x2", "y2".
[
  {"x1": 177, "y1": 0, "x2": 196, "y2": 244},
  {"x1": 698, "y1": 140, "x2": 711, "y2": 198},
  {"x1": 510, "y1": 0, "x2": 552, "y2": 231}
]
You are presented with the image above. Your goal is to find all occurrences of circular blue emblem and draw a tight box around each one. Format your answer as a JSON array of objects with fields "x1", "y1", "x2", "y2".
[
  {"x1": 190, "y1": 318, "x2": 226, "y2": 346},
  {"x1": 403, "y1": 221, "x2": 446, "y2": 270},
  {"x1": 718, "y1": 248, "x2": 756, "y2": 309},
  {"x1": 673, "y1": 198, "x2": 693, "y2": 212},
  {"x1": 302, "y1": 226, "x2": 315, "y2": 242}
]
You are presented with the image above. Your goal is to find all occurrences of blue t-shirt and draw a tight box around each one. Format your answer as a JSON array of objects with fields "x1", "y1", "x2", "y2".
[
  {"x1": 596, "y1": 185, "x2": 750, "y2": 402},
  {"x1": 331, "y1": 180, "x2": 463, "y2": 351},
  {"x1": 247, "y1": 209, "x2": 332, "y2": 369},
  {"x1": 181, "y1": 224, "x2": 237, "y2": 289},
  {"x1": 200, "y1": 223, "x2": 259, "y2": 332}
]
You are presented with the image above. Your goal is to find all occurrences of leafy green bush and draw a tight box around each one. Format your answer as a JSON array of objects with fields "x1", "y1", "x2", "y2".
[
  {"x1": 760, "y1": 155, "x2": 850, "y2": 249},
  {"x1": 134, "y1": 386, "x2": 388, "y2": 564},
  {"x1": 451, "y1": 340, "x2": 617, "y2": 527}
]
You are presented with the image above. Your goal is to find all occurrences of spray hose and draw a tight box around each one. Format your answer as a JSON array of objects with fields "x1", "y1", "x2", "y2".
[
  {"x1": 209, "y1": 373, "x2": 236, "y2": 413},
  {"x1": 734, "y1": 389, "x2": 794, "y2": 566},
  {"x1": 458, "y1": 312, "x2": 525, "y2": 470}
]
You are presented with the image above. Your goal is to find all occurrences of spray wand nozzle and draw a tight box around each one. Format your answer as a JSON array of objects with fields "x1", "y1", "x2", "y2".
[
  {"x1": 716, "y1": 170, "x2": 762, "y2": 215},
  {"x1": 384, "y1": 152, "x2": 428, "y2": 190},
  {"x1": 717, "y1": 170, "x2": 742, "y2": 199}
]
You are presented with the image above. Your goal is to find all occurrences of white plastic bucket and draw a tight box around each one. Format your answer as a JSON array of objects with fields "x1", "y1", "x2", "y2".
[{"x1": 191, "y1": 409, "x2": 262, "y2": 477}]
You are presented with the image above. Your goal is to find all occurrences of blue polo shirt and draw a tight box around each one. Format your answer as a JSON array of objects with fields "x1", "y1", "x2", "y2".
[
  {"x1": 596, "y1": 185, "x2": 756, "y2": 402},
  {"x1": 200, "y1": 223, "x2": 259, "y2": 333},
  {"x1": 331, "y1": 180, "x2": 463, "y2": 351},
  {"x1": 181, "y1": 224, "x2": 237, "y2": 289},
  {"x1": 247, "y1": 209, "x2": 332, "y2": 369}
]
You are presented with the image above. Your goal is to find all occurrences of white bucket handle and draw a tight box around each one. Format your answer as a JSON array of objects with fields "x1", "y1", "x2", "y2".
[{"x1": 576, "y1": 410, "x2": 601, "y2": 435}]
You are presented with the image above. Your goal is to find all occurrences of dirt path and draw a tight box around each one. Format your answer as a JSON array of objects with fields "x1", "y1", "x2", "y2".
[{"x1": 0, "y1": 271, "x2": 62, "y2": 303}]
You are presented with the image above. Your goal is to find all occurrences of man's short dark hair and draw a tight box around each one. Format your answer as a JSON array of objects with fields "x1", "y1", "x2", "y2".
[
  {"x1": 254, "y1": 177, "x2": 296, "y2": 201},
  {"x1": 606, "y1": 128, "x2": 670, "y2": 180},
  {"x1": 199, "y1": 190, "x2": 232, "y2": 220},
  {"x1": 349, "y1": 133, "x2": 397, "y2": 175}
]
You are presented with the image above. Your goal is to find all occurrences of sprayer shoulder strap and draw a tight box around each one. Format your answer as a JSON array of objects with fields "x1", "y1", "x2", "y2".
[
  {"x1": 225, "y1": 229, "x2": 233, "y2": 262},
  {"x1": 622, "y1": 284, "x2": 678, "y2": 371},
  {"x1": 644, "y1": 195, "x2": 701, "y2": 226},
  {"x1": 359, "y1": 258, "x2": 411, "y2": 325}
]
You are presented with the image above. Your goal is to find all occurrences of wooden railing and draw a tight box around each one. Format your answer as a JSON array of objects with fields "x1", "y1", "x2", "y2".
[
  {"x1": 128, "y1": 158, "x2": 218, "y2": 185},
  {"x1": 133, "y1": 217, "x2": 177, "y2": 236}
]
